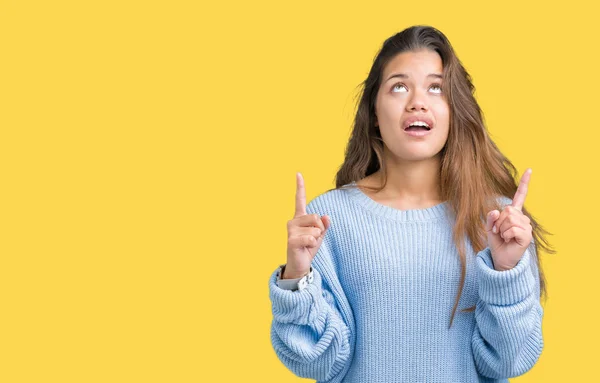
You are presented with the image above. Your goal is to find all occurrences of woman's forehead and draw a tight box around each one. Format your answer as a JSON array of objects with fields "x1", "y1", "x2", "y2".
[{"x1": 383, "y1": 50, "x2": 443, "y2": 79}]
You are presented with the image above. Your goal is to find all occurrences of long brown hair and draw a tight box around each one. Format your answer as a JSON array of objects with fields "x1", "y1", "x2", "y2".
[{"x1": 328, "y1": 25, "x2": 555, "y2": 328}]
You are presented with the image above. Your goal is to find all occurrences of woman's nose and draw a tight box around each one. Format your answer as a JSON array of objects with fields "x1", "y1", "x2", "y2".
[{"x1": 406, "y1": 92, "x2": 428, "y2": 111}]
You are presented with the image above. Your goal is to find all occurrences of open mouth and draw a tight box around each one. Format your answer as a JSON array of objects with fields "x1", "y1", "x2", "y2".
[
  {"x1": 403, "y1": 118, "x2": 434, "y2": 131},
  {"x1": 404, "y1": 126, "x2": 431, "y2": 132}
]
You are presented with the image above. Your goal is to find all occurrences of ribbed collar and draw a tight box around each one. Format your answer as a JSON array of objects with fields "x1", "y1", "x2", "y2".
[{"x1": 344, "y1": 181, "x2": 450, "y2": 222}]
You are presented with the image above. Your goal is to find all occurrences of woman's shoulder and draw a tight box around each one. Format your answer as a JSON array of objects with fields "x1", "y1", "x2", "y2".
[
  {"x1": 305, "y1": 184, "x2": 356, "y2": 216},
  {"x1": 305, "y1": 173, "x2": 379, "y2": 215}
]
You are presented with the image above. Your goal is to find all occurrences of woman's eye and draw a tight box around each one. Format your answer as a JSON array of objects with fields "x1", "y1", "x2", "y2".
[
  {"x1": 430, "y1": 84, "x2": 442, "y2": 93},
  {"x1": 392, "y1": 83, "x2": 408, "y2": 93}
]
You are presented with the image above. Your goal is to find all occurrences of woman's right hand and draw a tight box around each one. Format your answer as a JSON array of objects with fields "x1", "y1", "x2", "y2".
[{"x1": 284, "y1": 173, "x2": 331, "y2": 279}]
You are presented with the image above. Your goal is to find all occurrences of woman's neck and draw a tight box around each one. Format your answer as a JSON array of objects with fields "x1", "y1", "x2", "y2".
[{"x1": 359, "y1": 156, "x2": 443, "y2": 206}]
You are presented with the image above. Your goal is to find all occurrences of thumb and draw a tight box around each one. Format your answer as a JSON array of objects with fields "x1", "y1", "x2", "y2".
[
  {"x1": 319, "y1": 215, "x2": 331, "y2": 237},
  {"x1": 486, "y1": 209, "x2": 503, "y2": 250},
  {"x1": 486, "y1": 210, "x2": 500, "y2": 233}
]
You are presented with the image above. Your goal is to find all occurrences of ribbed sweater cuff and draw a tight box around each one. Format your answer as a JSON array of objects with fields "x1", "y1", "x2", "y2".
[
  {"x1": 476, "y1": 247, "x2": 535, "y2": 306},
  {"x1": 269, "y1": 265, "x2": 325, "y2": 326}
]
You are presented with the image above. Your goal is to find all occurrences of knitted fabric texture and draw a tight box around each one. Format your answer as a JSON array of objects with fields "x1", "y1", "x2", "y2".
[{"x1": 268, "y1": 184, "x2": 543, "y2": 383}]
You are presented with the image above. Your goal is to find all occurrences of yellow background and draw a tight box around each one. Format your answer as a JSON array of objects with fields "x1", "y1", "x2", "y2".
[{"x1": 0, "y1": 0, "x2": 596, "y2": 381}]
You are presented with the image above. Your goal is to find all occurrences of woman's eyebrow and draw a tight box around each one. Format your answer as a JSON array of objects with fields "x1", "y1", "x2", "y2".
[{"x1": 385, "y1": 73, "x2": 443, "y2": 82}]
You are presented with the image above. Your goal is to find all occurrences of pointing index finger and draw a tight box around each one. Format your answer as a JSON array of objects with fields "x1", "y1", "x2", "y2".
[
  {"x1": 295, "y1": 172, "x2": 307, "y2": 217},
  {"x1": 512, "y1": 168, "x2": 532, "y2": 211}
]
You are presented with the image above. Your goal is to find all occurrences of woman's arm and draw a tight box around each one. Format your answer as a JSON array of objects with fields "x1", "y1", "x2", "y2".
[
  {"x1": 269, "y1": 201, "x2": 354, "y2": 383},
  {"x1": 471, "y1": 241, "x2": 544, "y2": 379}
]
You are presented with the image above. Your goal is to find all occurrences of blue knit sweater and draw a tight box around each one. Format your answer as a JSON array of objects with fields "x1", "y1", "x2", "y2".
[{"x1": 268, "y1": 182, "x2": 544, "y2": 382}]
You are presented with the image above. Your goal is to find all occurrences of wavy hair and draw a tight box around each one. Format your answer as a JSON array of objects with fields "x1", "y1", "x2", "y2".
[{"x1": 328, "y1": 25, "x2": 555, "y2": 328}]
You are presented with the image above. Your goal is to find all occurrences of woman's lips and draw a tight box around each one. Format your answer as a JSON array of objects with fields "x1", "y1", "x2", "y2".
[{"x1": 403, "y1": 127, "x2": 432, "y2": 137}]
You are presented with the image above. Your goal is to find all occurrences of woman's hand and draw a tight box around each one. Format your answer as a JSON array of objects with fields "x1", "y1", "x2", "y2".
[
  {"x1": 284, "y1": 173, "x2": 331, "y2": 279},
  {"x1": 485, "y1": 168, "x2": 534, "y2": 271}
]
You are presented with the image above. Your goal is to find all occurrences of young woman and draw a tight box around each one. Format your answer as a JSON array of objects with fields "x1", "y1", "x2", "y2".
[{"x1": 268, "y1": 25, "x2": 554, "y2": 383}]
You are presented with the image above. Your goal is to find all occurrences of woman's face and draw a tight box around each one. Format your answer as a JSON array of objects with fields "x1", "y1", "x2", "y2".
[{"x1": 374, "y1": 49, "x2": 450, "y2": 163}]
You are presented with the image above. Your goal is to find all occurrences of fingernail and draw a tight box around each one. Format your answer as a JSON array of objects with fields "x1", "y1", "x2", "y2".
[{"x1": 492, "y1": 225, "x2": 497, "y2": 233}]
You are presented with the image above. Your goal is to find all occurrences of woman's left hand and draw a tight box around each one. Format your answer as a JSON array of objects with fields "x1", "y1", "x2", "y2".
[{"x1": 485, "y1": 168, "x2": 534, "y2": 271}]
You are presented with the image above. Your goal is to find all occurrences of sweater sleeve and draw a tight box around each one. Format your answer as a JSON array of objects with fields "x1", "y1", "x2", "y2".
[
  {"x1": 471, "y1": 240, "x2": 544, "y2": 379},
  {"x1": 268, "y1": 206, "x2": 352, "y2": 382}
]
